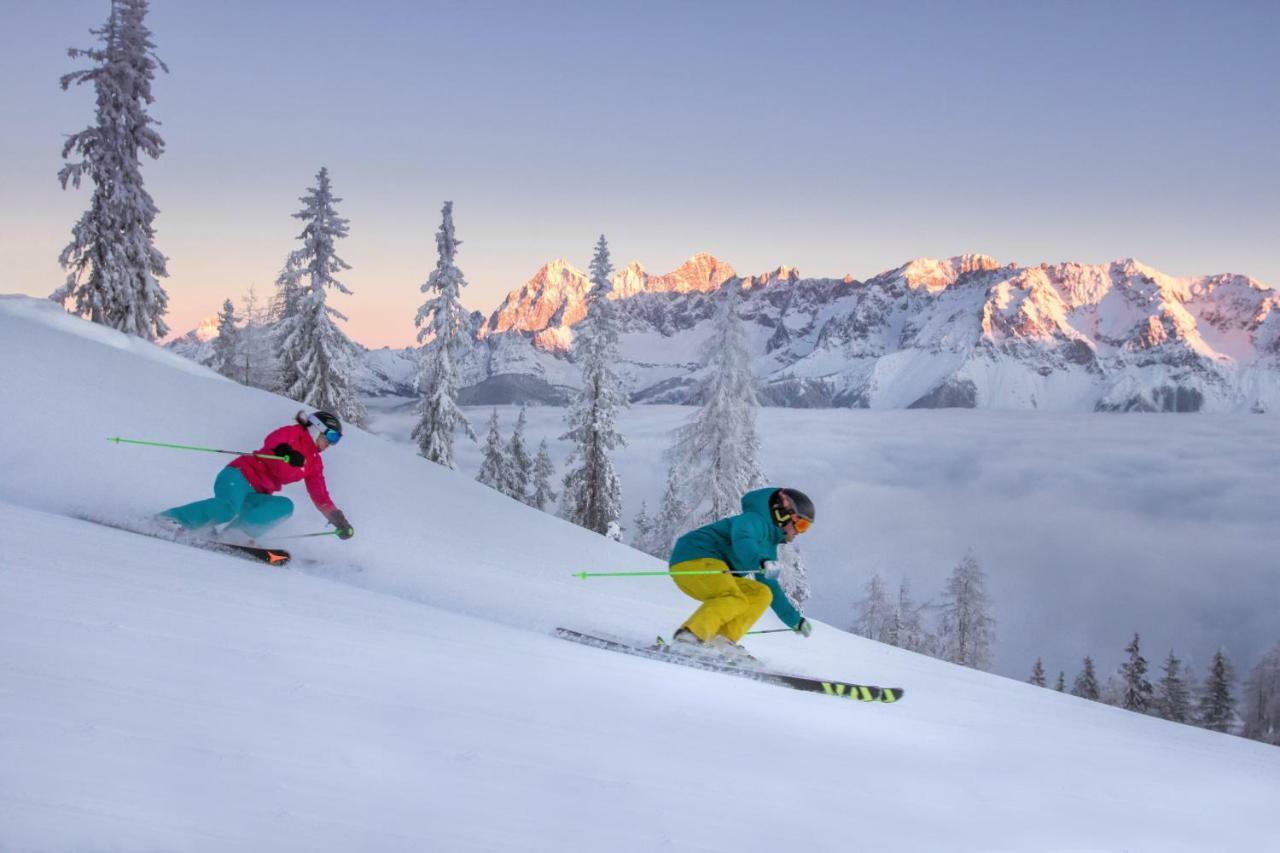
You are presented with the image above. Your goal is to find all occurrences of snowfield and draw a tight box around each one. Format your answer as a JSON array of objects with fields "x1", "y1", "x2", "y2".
[{"x1": 2, "y1": 295, "x2": 1278, "y2": 852}]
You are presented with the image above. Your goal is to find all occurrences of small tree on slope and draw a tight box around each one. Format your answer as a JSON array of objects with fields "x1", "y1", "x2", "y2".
[
  {"x1": 476, "y1": 410, "x2": 510, "y2": 492},
  {"x1": 937, "y1": 553, "x2": 996, "y2": 670},
  {"x1": 559, "y1": 235, "x2": 627, "y2": 535},
  {"x1": 851, "y1": 573, "x2": 894, "y2": 642},
  {"x1": 1197, "y1": 648, "x2": 1237, "y2": 733},
  {"x1": 504, "y1": 406, "x2": 534, "y2": 502},
  {"x1": 274, "y1": 167, "x2": 367, "y2": 425},
  {"x1": 1120, "y1": 633, "x2": 1154, "y2": 714},
  {"x1": 1242, "y1": 641, "x2": 1280, "y2": 745},
  {"x1": 529, "y1": 440, "x2": 558, "y2": 512},
  {"x1": 1155, "y1": 650, "x2": 1192, "y2": 723},
  {"x1": 641, "y1": 467, "x2": 688, "y2": 560},
  {"x1": 53, "y1": 0, "x2": 170, "y2": 340},
  {"x1": 211, "y1": 299, "x2": 241, "y2": 380},
  {"x1": 1071, "y1": 656, "x2": 1101, "y2": 701},
  {"x1": 412, "y1": 201, "x2": 475, "y2": 467},
  {"x1": 1029, "y1": 658, "x2": 1047, "y2": 687}
]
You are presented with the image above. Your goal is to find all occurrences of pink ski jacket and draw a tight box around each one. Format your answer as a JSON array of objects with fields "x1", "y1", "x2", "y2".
[{"x1": 229, "y1": 424, "x2": 337, "y2": 515}]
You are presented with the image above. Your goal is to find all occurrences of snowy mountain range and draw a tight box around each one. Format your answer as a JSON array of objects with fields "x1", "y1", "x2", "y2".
[{"x1": 172, "y1": 254, "x2": 1280, "y2": 412}]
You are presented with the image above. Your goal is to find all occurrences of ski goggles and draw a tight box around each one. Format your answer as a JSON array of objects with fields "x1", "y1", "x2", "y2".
[
  {"x1": 772, "y1": 506, "x2": 812, "y2": 533},
  {"x1": 321, "y1": 428, "x2": 341, "y2": 445}
]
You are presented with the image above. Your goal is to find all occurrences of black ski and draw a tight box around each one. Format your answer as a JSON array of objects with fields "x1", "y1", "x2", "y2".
[
  {"x1": 206, "y1": 542, "x2": 292, "y2": 566},
  {"x1": 554, "y1": 628, "x2": 903, "y2": 703}
]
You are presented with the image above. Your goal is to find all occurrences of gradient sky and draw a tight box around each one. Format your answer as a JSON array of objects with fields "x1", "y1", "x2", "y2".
[{"x1": 2, "y1": 0, "x2": 1277, "y2": 347}]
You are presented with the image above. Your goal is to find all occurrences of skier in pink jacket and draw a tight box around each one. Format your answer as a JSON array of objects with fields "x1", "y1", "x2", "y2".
[{"x1": 161, "y1": 411, "x2": 354, "y2": 541}]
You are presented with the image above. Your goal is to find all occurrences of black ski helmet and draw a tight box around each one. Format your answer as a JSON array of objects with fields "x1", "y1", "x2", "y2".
[
  {"x1": 310, "y1": 411, "x2": 342, "y2": 438},
  {"x1": 770, "y1": 488, "x2": 814, "y2": 527}
]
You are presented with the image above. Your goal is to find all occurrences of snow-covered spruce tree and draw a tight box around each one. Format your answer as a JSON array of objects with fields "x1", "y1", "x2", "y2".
[
  {"x1": 1120, "y1": 633, "x2": 1154, "y2": 714},
  {"x1": 1055, "y1": 672, "x2": 1066, "y2": 692},
  {"x1": 412, "y1": 201, "x2": 475, "y2": 467},
  {"x1": 1242, "y1": 641, "x2": 1280, "y2": 745},
  {"x1": 1071, "y1": 656, "x2": 1101, "y2": 701},
  {"x1": 559, "y1": 235, "x2": 627, "y2": 535},
  {"x1": 529, "y1": 440, "x2": 557, "y2": 512},
  {"x1": 1196, "y1": 648, "x2": 1237, "y2": 733},
  {"x1": 630, "y1": 502, "x2": 654, "y2": 552},
  {"x1": 1155, "y1": 650, "x2": 1192, "y2": 723},
  {"x1": 210, "y1": 299, "x2": 240, "y2": 380},
  {"x1": 938, "y1": 553, "x2": 997, "y2": 670},
  {"x1": 664, "y1": 280, "x2": 763, "y2": 525},
  {"x1": 504, "y1": 406, "x2": 534, "y2": 503},
  {"x1": 53, "y1": 0, "x2": 169, "y2": 340},
  {"x1": 1029, "y1": 658, "x2": 1047, "y2": 687},
  {"x1": 643, "y1": 466, "x2": 689, "y2": 560},
  {"x1": 851, "y1": 573, "x2": 894, "y2": 642},
  {"x1": 274, "y1": 167, "x2": 367, "y2": 425},
  {"x1": 476, "y1": 410, "x2": 510, "y2": 492}
]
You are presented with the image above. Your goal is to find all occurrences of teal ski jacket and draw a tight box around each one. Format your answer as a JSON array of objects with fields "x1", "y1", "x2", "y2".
[{"x1": 668, "y1": 487, "x2": 803, "y2": 629}]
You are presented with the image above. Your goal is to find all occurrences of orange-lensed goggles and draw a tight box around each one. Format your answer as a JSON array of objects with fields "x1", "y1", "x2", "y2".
[{"x1": 792, "y1": 516, "x2": 812, "y2": 533}]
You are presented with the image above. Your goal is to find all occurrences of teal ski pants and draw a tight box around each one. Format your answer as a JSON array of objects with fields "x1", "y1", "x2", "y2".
[{"x1": 162, "y1": 466, "x2": 293, "y2": 538}]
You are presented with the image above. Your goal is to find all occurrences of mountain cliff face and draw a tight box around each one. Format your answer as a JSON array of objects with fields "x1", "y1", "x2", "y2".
[
  {"x1": 171, "y1": 253, "x2": 1280, "y2": 412},
  {"x1": 453, "y1": 253, "x2": 1280, "y2": 412}
]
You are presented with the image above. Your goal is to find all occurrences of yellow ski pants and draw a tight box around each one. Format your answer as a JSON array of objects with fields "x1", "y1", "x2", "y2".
[{"x1": 670, "y1": 558, "x2": 773, "y2": 643}]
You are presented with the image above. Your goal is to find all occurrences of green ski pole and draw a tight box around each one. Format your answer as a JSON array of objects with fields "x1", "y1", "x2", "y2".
[
  {"x1": 280, "y1": 530, "x2": 342, "y2": 540},
  {"x1": 571, "y1": 568, "x2": 763, "y2": 580},
  {"x1": 107, "y1": 436, "x2": 286, "y2": 462},
  {"x1": 744, "y1": 628, "x2": 797, "y2": 636}
]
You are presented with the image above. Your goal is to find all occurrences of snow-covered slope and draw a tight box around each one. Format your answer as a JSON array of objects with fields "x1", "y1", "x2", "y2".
[{"x1": 3, "y1": 295, "x2": 1278, "y2": 851}]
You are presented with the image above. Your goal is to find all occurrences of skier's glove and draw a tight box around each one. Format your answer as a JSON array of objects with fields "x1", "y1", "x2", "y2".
[
  {"x1": 760, "y1": 560, "x2": 781, "y2": 580},
  {"x1": 327, "y1": 509, "x2": 354, "y2": 540},
  {"x1": 795, "y1": 618, "x2": 813, "y2": 638},
  {"x1": 272, "y1": 443, "x2": 304, "y2": 467}
]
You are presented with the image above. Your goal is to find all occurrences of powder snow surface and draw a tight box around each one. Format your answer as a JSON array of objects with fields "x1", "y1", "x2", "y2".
[{"x1": 1, "y1": 296, "x2": 1277, "y2": 852}]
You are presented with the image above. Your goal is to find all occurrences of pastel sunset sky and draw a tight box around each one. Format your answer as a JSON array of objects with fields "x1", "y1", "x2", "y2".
[{"x1": 2, "y1": 0, "x2": 1276, "y2": 348}]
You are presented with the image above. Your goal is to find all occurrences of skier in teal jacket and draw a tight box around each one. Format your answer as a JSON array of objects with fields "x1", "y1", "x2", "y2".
[{"x1": 668, "y1": 487, "x2": 814, "y2": 652}]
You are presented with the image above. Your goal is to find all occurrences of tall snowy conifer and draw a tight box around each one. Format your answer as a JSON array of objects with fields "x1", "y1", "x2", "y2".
[
  {"x1": 1071, "y1": 656, "x2": 1101, "y2": 701},
  {"x1": 1120, "y1": 633, "x2": 1154, "y2": 714},
  {"x1": 938, "y1": 553, "x2": 997, "y2": 670},
  {"x1": 1242, "y1": 641, "x2": 1280, "y2": 745},
  {"x1": 505, "y1": 406, "x2": 534, "y2": 502},
  {"x1": 1155, "y1": 650, "x2": 1191, "y2": 723},
  {"x1": 274, "y1": 167, "x2": 367, "y2": 425},
  {"x1": 1055, "y1": 672, "x2": 1066, "y2": 692},
  {"x1": 559, "y1": 235, "x2": 627, "y2": 535},
  {"x1": 412, "y1": 201, "x2": 475, "y2": 467},
  {"x1": 665, "y1": 280, "x2": 763, "y2": 524},
  {"x1": 1196, "y1": 648, "x2": 1237, "y2": 733},
  {"x1": 53, "y1": 0, "x2": 170, "y2": 340},
  {"x1": 211, "y1": 299, "x2": 240, "y2": 380},
  {"x1": 476, "y1": 410, "x2": 510, "y2": 492},
  {"x1": 530, "y1": 440, "x2": 558, "y2": 512}
]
